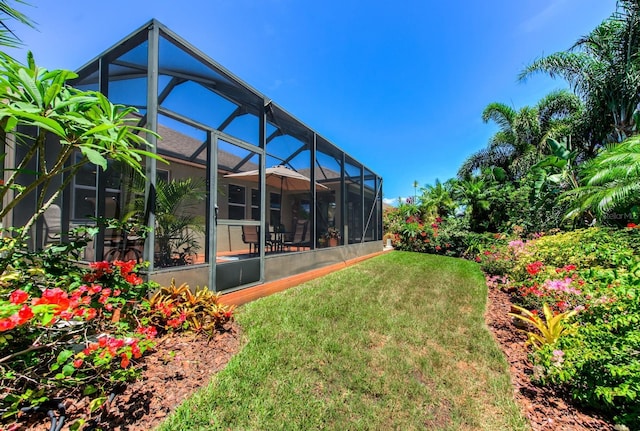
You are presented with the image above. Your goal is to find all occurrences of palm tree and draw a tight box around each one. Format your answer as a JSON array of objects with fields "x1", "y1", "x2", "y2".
[
  {"x1": 453, "y1": 176, "x2": 491, "y2": 232},
  {"x1": 420, "y1": 178, "x2": 455, "y2": 218},
  {"x1": 458, "y1": 91, "x2": 582, "y2": 179},
  {"x1": 0, "y1": 1, "x2": 34, "y2": 47},
  {"x1": 519, "y1": 1, "x2": 640, "y2": 143},
  {"x1": 129, "y1": 177, "x2": 207, "y2": 266}
]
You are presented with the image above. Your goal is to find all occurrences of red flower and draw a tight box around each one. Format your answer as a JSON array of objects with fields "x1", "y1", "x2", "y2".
[
  {"x1": 526, "y1": 261, "x2": 544, "y2": 276},
  {"x1": 0, "y1": 318, "x2": 16, "y2": 332},
  {"x1": 32, "y1": 288, "x2": 71, "y2": 315},
  {"x1": 627, "y1": 223, "x2": 638, "y2": 228},
  {"x1": 125, "y1": 273, "x2": 143, "y2": 285},
  {"x1": 85, "y1": 308, "x2": 97, "y2": 320},
  {"x1": 435, "y1": 217, "x2": 442, "y2": 223},
  {"x1": 73, "y1": 359, "x2": 84, "y2": 368},
  {"x1": 131, "y1": 343, "x2": 142, "y2": 359},
  {"x1": 120, "y1": 353, "x2": 130, "y2": 369},
  {"x1": 90, "y1": 261, "x2": 112, "y2": 272},
  {"x1": 137, "y1": 325, "x2": 158, "y2": 339},
  {"x1": 59, "y1": 310, "x2": 75, "y2": 320},
  {"x1": 435, "y1": 245, "x2": 442, "y2": 251},
  {"x1": 9, "y1": 289, "x2": 28, "y2": 305},
  {"x1": 114, "y1": 260, "x2": 136, "y2": 275},
  {"x1": 83, "y1": 343, "x2": 99, "y2": 355},
  {"x1": 98, "y1": 336, "x2": 108, "y2": 348}
]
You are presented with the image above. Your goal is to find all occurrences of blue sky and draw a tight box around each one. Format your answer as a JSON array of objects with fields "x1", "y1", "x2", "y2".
[{"x1": 7, "y1": 0, "x2": 618, "y2": 204}]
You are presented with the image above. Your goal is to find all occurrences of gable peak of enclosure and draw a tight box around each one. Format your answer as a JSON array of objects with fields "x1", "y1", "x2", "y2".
[{"x1": 16, "y1": 18, "x2": 383, "y2": 293}]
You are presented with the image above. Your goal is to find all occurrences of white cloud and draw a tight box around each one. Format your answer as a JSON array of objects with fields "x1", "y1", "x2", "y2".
[{"x1": 382, "y1": 197, "x2": 397, "y2": 206}]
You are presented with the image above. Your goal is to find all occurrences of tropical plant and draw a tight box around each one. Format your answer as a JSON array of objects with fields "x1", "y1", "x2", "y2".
[
  {"x1": 458, "y1": 91, "x2": 582, "y2": 180},
  {"x1": 519, "y1": 1, "x2": 640, "y2": 143},
  {"x1": 419, "y1": 178, "x2": 455, "y2": 218},
  {"x1": 322, "y1": 226, "x2": 341, "y2": 240},
  {"x1": 0, "y1": 52, "x2": 163, "y2": 262},
  {"x1": 564, "y1": 135, "x2": 640, "y2": 223},
  {"x1": 150, "y1": 178, "x2": 206, "y2": 267},
  {"x1": 509, "y1": 303, "x2": 578, "y2": 350},
  {"x1": 453, "y1": 176, "x2": 491, "y2": 232},
  {"x1": 0, "y1": 0, "x2": 33, "y2": 47},
  {"x1": 144, "y1": 280, "x2": 234, "y2": 334}
]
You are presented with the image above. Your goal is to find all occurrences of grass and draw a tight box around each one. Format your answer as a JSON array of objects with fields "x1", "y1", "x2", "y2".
[{"x1": 158, "y1": 251, "x2": 529, "y2": 431}]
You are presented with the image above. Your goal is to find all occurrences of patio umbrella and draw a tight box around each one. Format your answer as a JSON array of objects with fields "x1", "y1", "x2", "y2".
[{"x1": 224, "y1": 165, "x2": 328, "y2": 193}]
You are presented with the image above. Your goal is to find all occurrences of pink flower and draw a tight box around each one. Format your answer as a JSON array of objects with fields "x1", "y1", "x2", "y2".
[{"x1": 552, "y1": 349, "x2": 565, "y2": 366}]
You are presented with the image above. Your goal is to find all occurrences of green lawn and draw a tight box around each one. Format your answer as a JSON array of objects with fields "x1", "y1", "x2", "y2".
[{"x1": 159, "y1": 251, "x2": 528, "y2": 431}]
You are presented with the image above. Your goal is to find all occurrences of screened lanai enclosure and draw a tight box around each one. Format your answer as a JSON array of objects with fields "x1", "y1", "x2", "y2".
[{"x1": 17, "y1": 19, "x2": 383, "y2": 292}]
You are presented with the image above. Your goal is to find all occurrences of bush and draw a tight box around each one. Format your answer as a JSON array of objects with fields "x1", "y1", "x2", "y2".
[
  {"x1": 501, "y1": 227, "x2": 640, "y2": 428},
  {"x1": 0, "y1": 232, "x2": 235, "y2": 428},
  {"x1": 142, "y1": 280, "x2": 235, "y2": 334},
  {"x1": 509, "y1": 228, "x2": 640, "y2": 283},
  {"x1": 385, "y1": 207, "x2": 472, "y2": 258},
  {"x1": 0, "y1": 237, "x2": 158, "y2": 422},
  {"x1": 533, "y1": 268, "x2": 640, "y2": 427}
]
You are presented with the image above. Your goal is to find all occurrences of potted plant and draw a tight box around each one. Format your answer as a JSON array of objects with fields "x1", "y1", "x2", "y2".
[{"x1": 323, "y1": 227, "x2": 341, "y2": 247}]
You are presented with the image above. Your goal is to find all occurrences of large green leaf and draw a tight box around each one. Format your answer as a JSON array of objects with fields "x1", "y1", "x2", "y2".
[
  {"x1": 6, "y1": 109, "x2": 66, "y2": 137},
  {"x1": 80, "y1": 147, "x2": 107, "y2": 170}
]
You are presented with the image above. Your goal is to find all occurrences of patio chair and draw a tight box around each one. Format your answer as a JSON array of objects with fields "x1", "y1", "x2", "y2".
[
  {"x1": 283, "y1": 220, "x2": 309, "y2": 251},
  {"x1": 241, "y1": 225, "x2": 260, "y2": 255},
  {"x1": 42, "y1": 204, "x2": 62, "y2": 244}
]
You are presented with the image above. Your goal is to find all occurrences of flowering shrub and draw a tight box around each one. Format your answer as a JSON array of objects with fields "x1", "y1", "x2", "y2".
[
  {"x1": 474, "y1": 242, "x2": 516, "y2": 276},
  {"x1": 389, "y1": 212, "x2": 472, "y2": 257},
  {"x1": 510, "y1": 228, "x2": 640, "y2": 281},
  {"x1": 532, "y1": 269, "x2": 640, "y2": 427},
  {"x1": 0, "y1": 235, "x2": 158, "y2": 424},
  {"x1": 500, "y1": 229, "x2": 640, "y2": 429}
]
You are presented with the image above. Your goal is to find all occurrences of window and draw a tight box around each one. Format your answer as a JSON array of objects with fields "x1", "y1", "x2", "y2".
[
  {"x1": 251, "y1": 189, "x2": 260, "y2": 220},
  {"x1": 228, "y1": 184, "x2": 245, "y2": 220},
  {"x1": 157, "y1": 169, "x2": 170, "y2": 183},
  {"x1": 72, "y1": 154, "x2": 122, "y2": 221},
  {"x1": 270, "y1": 192, "x2": 281, "y2": 226}
]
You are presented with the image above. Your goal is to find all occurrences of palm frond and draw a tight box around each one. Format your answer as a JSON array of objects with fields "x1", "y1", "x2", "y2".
[
  {"x1": 481, "y1": 102, "x2": 516, "y2": 130},
  {"x1": 0, "y1": 0, "x2": 35, "y2": 47}
]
